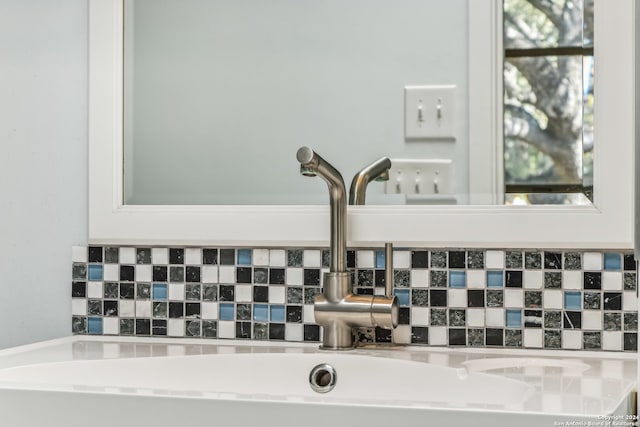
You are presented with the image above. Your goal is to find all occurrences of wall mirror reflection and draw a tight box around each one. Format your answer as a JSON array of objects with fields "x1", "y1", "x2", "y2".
[{"x1": 123, "y1": 0, "x2": 595, "y2": 206}]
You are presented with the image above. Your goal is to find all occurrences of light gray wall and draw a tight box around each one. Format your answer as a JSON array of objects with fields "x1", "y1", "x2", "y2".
[{"x1": 0, "y1": 0, "x2": 87, "y2": 349}]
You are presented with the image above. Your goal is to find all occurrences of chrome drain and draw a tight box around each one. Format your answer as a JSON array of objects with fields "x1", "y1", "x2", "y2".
[{"x1": 309, "y1": 363, "x2": 337, "y2": 393}]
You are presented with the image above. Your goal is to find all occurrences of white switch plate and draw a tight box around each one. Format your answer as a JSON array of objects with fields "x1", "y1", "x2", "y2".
[
  {"x1": 385, "y1": 159, "x2": 453, "y2": 195},
  {"x1": 404, "y1": 85, "x2": 456, "y2": 140}
]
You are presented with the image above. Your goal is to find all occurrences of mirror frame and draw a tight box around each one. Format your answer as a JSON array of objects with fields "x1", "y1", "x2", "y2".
[{"x1": 89, "y1": 0, "x2": 635, "y2": 249}]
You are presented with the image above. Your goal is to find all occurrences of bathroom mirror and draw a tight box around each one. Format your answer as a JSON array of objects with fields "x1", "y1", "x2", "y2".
[{"x1": 89, "y1": 0, "x2": 634, "y2": 248}]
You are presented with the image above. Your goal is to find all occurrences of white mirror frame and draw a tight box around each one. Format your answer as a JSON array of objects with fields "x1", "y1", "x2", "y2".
[{"x1": 89, "y1": 0, "x2": 635, "y2": 249}]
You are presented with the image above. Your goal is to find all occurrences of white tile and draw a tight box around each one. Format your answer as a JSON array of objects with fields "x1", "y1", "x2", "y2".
[
  {"x1": 543, "y1": 290, "x2": 563, "y2": 309},
  {"x1": 623, "y1": 291, "x2": 638, "y2": 311},
  {"x1": 303, "y1": 305, "x2": 315, "y2": 323},
  {"x1": 218, "y1": 266, "x2": 235, "y2": 283},
  {"x1": 103, "y1": 318, "x2": 119, "y2": 335},
  {"x1": 562, "y1": 330, "x2": 583, "y2": 350},
  {"x1": 410, "y1": 270, "x2": 429, "y2": 288},
  {"x1": 235, "y1": 285, "x2": 252, "y2": 302},
  {"x1": 602, "y1": 331, "x2": 623, "y2": 351},
  {"x1": 285, "y1": 324, "x2": 303, "y2": 342},
  {"x1": 467, "y1": 308, "x2": 485, "y2": 327},
  {"x1": 269, "y1": 286, "x2": 286, "y2": 304},
  {"x1": 119, "y1": 247, "x2": 136, "y2": 264},
  {"x1": 201, "y1": 266, "x2": 218, "y2": 283},
  {"x1": 411, "y1": 307, "x2": 429, "y2": 325},
  {"x1": 448, "y1": 289, "x2": 467, "y2": 307},
  {"x1": 504, "y1": 289, "x2": 523, "y2": 308},
  {"x1": 135, "y1": 301, "x2": 151, "y2": 318},
  {"x1": 429, "y1": 327, "x2": 447, "y2": 345},
  {"x1": 169, "y1": 284, "x2": 185, "y2": 301},
  {"x1": 286, "y1": 268, "x2": 303, "y2": 286},
  {"x1": 269, "y1": 249, "x2": 286, "y2": 267},
  {"x1": 523, "y1": 271, "x2": 543, "y2": 289},
  {"x1": 485, "y1": 250, "x2": 505, "y2": 269},
  {"x1": 103, "y1": 265, "x2": 119, "y2": 281},
  {"x1": 466, "y1": 270, "x2": 486, "y2": 289},
  {"x1": 485, "y1": 308, "x2": 505, "y2": 327},
  {"x1": 602, "y1": 272, "x2": 623, "y2": 291},
  {"x1": 71, "y1": 299, "x2": 87, "y2": 316},
  {"x1": 392, "y1": 325, "x2": 412, "y2": 344},
  {"x1": 523, "y1": 329, "x2": 543, "y2": 348},
  {"x1": 582, "y1": 311, "x2": 602, "y2": 330},
  {"x1": 217, "y1": 321, "x2": 235, "y2": 339},
  {"x1": 152, "y1": 248, "x2": 168, "y2": 265},
  {"x1": 583, "y1": 252, "x2": 603, "y2": 270},
  {"x1": 87, "y1": 282, "x2": 103, "y2": 299},
  {"x1": 356, "y1": 251, "x2": 375, "y2": 269},
  {"x1": 71, "y1": 246, "x2": 87, "y2": 263},
  {"x1": 119, "y1": 300, "x2": 135, "y2": 317},
  {"x1": 201, "y1": 302, "x2": 218, "y2": 320},
  {"x1": 562, "y1": 271, "x2": 582, "y2": 290},
  {"x1": 252, "y1": 249, "x2": 270, "y2": 266},
  {"x1": 393, "y1": 250, "x2": 411, "y2": 269},
  {"x1": 135, "y1": 265, "x2": 152, "y2": 283},
  {"x1": 168, "y1": 319, "x2": 185, "y2": 337},
  {"x1": 303, "y1": 250, "x2": 322, "y2": 267},
  {"x1": 185, "y1": 248, "x2": 202, "y2": 265}
]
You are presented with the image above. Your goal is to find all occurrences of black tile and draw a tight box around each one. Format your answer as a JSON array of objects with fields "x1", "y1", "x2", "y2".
[
  {"x1": 411, "y1": 327, "x2": 429, "y2": 344},
  {"x1": 398, "y1": 307, "x2": 410, "y2": 325},
  {"x1": 72, "y1": 317, "x2": 86, "y2": 334},
  {"x1": 119, "y1": 318, "x2": 134, "y2": 335},
  {"x1": 253, "y1": 286, "x2": 269, "y2": 303},
  {"x1": 286, "y1": 305, "x2": 302, "y2": 323},
  {"x1": 186, "y1": 320, "x2": 201, "y2": 337},
  {"x1": 202, "y1": 320, "x2": 217, "y2": 338},
  {"x1": 304, "y1": 325, "x2": 320, "y2": 342},
  {"x1": 524, "y1": 310, "x2": 542, "y2": 328},
  {"x1": 137, "y1": 283, "x2": 151, "y2": 299},
  {"x1": 119, "y1": 283, "x2": 135, "y2": 299},
  {"x1": 304, "y1": 269, "x2": 321, "y2": 286},
  {"x1": 563, "y1": 311, "x2": 582, "y2": 329},
  {"x1": 448, "y1": 251, "x2": 466, "y2": 269},
  {"x1": 584, "y1": 272, "x2": 602, "y2": 290},
  {"x1": 375, "y1": 327, "x2": 392, "y2": 343},
  {"x1": 185, "y1": 266, "x2": 201, "y2": 283},
  {"x1": 135, "y1": 319, "x2": 150, "y2": 336},
  {"x1": 236, "y1": 304, "x2": 251, "y2": 321},
  {"x1": 169, "y1": 266, "x2": 184, "y2": 283},
  {"x1": 120, "y1": 265, "x2": 134, "y2": 282},
  {"x1": 374, "y1": 270, "x2": 386, "y2": 288},
  {"x1": 269, "y1": 268, "x2": 285, "y2": 285},
  {"x1": 88, "y1": 246, "x2": 103, "y2": 263},
  {"x1": 169, "y1": 248, "x2": 184, "y2": 264},
  {"x1": 486, "y1": 328, "x2": 504, "y2": 346},
  {"x1": 448, "y1": 328, "x2": 466, "y2": 346},
  {"x1": 236, "y1": 267, "x2": 252, "y2": 284},
  {"x1": 203, "y1": 249, "x2": 218, "y2": 265},
  {"x1": 152, "y1": 266, "x2": 167, "y2": 282},
  {"x1": 185, "y1": 302, "x2": 201, "y2": 318},
  {"x1": 219, "y1": 249, "x2": 235, "y2": 265},
  {"x1": 357, "y1": 270, "x2": 374, "y2": 287},
  {"x1": 467, "y1": 290, "x2": 485, "y2": 307},
  {"x1": 347, "y1": 250, "x2": 356, "y2": 268},
  {"x1": 104, "y1": 247, "x2": 119, "y2": 264},
  {"x1": 168, "y1": 302, "x2": 184, "y2": 318},
  {"x1": 269, "y1": 323, "x2": 285, "y2": 340},
  {"x1": 544, "y1": 252, "x2": 562, "y2": 269},
  {"x1": 152, "y1": 319, "x2": 167, "y2": 336},
  {"x1": 253, "y1": 268, "x2": 268, "y2": 284},
  {"x1": 411, "y1": 251, "x2": 429, "y2": 268},
  {"x1": 603, "y1": 292, "x2": 622, "y2": 311},
  {"x1": 104, "y1": 282, "x2": 119, "y2": 299},
  {"x1": 623, "y1": 254, "x2": 636, "y2": 271},
  {"x1": 136, "y1": 248, "x2": 151, "y2": 264},
  {"x1": 356, "y1": 288, "x2": 374, "y2": 296},
  {"x1": 103, "y1": 300, "x2": 118, "y2": 317},
  {"x1": 429, "y1": 290, "x2": 447, "y2": 307},
  {"x1": 72, "y1": 282, "x2": 86, "y2": 298},
  {"x1": 235, "y1": 321, "x2": 252, "y2": 339},
  {"x1": 624, "y1": 333, "x2": 637, "y2": 351},
  {"x1": 505, "y1": 271, "x2": 523, "y2": 288}
]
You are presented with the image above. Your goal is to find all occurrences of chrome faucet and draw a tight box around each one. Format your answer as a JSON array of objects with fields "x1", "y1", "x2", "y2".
[
  {"x1": 349, "y1": 157, "x2": 392, "y2": 205},
  {"x1": 297, "y1": 147, "x2": 398, "y2": 350}
]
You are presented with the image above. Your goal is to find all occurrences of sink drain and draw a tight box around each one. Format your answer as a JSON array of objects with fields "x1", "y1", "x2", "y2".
[{"x1": 309, "y1": 363, "x2": 337, "y2": 393}]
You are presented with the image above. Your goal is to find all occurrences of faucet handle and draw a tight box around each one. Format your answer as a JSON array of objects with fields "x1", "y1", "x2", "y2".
[{"x1": 384, "y1": 243, "x2": 394, "y2": 298}]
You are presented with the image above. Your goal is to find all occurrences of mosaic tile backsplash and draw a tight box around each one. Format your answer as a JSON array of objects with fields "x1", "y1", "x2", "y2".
[{"x1": 71, "y1": 246, "x2": 638, "y2": 352}]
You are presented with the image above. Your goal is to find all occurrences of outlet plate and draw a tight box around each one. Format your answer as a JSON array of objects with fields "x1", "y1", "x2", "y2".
[
  {"x1": 404, "y1": 85, "x2": 456, "y2": 140},
  {"x1": 385, "y1": 159, "x2": 453, "y2": 196}
]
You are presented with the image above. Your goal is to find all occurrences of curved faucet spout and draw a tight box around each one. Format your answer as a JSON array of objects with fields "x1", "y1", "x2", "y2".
[
  {"x1": 349, "y1": 157, "x2": 392, "y2": 205},
  {"x1": 296, "y1": 147, "x2": 347, "y2": 273}
]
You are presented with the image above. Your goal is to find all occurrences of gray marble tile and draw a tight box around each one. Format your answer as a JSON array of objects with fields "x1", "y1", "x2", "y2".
[
  {"x1": 583, "y1": 292, "x2": 601, "y2": 310},
  {"x1": 505, "y1": 329, "x2": 522, "y2": 347},
  {"x1": 604, "y1": 313, "x2": 622, "y2": 331},
  {"x1": 430, "y1": 251, "x2": 447, "y2": 268},
  {"x1": 449, "y1": 309, "x2": 466, "y2": 327},
  {"x1": 544, "y1": 330, "x2": 561, "y2": 348},
  {"x1": 394, "y1": 270, "x2": 410, "y2": 287},
  {"x1": 544, "y1": 272, "x2": 562, "y2": 289},
  {"x1": 563, "y1": 252, "x2": 582, "y2": 270},
  {"x1": 544, "y1": 311, "x2": 562, "y2": 329},
  {"x1": 430, "y1": 270, "x2": 448, "y2": 288},
  {"x1": 430, "y1": 309, "x2": 447, "y2": 326},
  {"x1": 468, "y1": 328, "x2": 484, "y2": 346},
  {"x1": 467, "y1": 251, "x2": 484, "y2": 269},
  {"x1": 486, "y1": 290, "x2": 504, "y2": 307},
  {"x1": 583, "y1": 331, "x2": 601, "y2": 350},
  {"x1": 506, "y1": 251, "x2": 523, "y2": 269},
  {"x1": 524, "y1": 251, "x2": 541, "y2": 269}
]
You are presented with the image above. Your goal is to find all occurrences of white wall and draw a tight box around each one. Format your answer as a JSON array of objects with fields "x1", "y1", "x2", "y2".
[{"x1": 0, "y1": 0, "x2": 87, "y2": 349}]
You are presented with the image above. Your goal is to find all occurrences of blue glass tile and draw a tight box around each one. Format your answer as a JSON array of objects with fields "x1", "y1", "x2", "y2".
[
  {"x1": 88, "y1": 265, "x2": 103, "y2": 281},
  {"x1": 152, "y1": 283, "x2": 167, "y2": 300},
  {"x1": 506, "y1": 309, "x2": 522, "y2": 328},
  {"x1": 219, "y1": 303, "x2": 235, "y2": 321},
  {"x1": 487, "y1": 271, "x2": 504, "y2": 288},
  {"x1": 604, "y1": 253, "x2": 622, "y2": 271},
  {"x1": 394, "y1": 289, "x2": 410, "y2": 307},
  {"x1": 237, "y1": 249, "x2": 252, "y2": 266},
  {"x1": 375, "y1": 250, "x2": 385, "y2": 269},
  {"x1": 87, "y1": 317, "x2": 103, "y2": 334},
  {"x1": 270, "y1": 305, "x2": 285, "y2": 323},
  {"x1": 253, "y1": 304, "x2": 269, "y2": 322},
  {"x1": 564, "y1": 291, "x2": 582, "y2": 310},
  {"x1": 449, "y1": 271, "x2": 466, "y2": 288}
]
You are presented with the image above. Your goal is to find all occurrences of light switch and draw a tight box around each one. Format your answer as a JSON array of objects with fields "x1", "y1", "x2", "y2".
[
  {"x1": 385, "y1": 159, "x2": 453, "y2": 195},
  {"x1": 404, "y1": 85, "x2": 456, "y2": 140}
]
